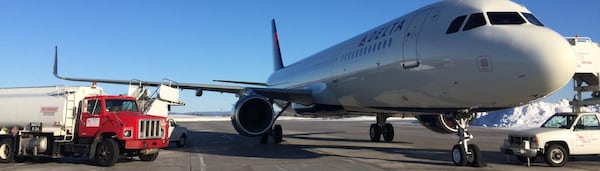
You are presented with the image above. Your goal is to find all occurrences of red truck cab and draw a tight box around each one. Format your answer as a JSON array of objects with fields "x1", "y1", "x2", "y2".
[{"x1": 78, "y1": 95, "x2": 169, "y2": 165}]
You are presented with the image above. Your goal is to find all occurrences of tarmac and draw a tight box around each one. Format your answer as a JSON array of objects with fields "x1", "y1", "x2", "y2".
[{"x1": 1, "y1": 120, "x2": 600, "y2": 171}]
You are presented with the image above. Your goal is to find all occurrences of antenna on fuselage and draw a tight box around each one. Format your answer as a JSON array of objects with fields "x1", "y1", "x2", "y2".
[{"x1": 272, "y1": 19, "x2": 284, "y2": 71}]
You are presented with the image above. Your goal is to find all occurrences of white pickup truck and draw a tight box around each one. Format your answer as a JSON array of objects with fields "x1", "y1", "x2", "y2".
[
  {"x1": 168, "y1": 118, "x2": 188, "y2": 147},
  {"x1": 501, "y1": 112, "x2": 600, "y2": 167}
]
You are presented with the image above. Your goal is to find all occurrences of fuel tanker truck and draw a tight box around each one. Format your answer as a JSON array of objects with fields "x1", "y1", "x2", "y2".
[{"x1": 0, "y1": 85, "x2": 169, "y2": 166}]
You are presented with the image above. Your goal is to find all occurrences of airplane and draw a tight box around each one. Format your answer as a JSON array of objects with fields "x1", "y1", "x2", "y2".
[{"x1": 53, "y1": 0, "x2": 576, "y2": 167}]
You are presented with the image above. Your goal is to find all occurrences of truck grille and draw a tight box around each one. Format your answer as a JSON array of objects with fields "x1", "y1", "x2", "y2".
[
  {"x1": 138, "y1": 119, "x2": 164, "y2": 139},
  {"x1": 509, "y1": 136, "x2": 535, "y2": 145}
]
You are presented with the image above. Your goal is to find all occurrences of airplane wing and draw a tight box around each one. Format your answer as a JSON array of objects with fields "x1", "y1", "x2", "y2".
[{"x1": 53, "y1": 47, "x2": 313, "y2": 105}]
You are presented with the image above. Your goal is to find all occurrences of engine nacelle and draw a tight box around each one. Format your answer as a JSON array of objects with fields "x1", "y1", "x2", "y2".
[
  {"x1": 231, "y1": 95, "x2": 274, "y2": 137},
  {"x1": 415, "y1": 114, "x2": 458, "y2": 134}
]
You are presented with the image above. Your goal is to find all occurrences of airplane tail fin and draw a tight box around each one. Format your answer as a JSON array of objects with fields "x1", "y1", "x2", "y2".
[{"x1": 272, "y1": 19, "x2": 284, "y2": 71}]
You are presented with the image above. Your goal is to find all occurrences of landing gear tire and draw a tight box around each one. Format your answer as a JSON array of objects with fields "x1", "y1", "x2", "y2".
[
  {"x1": 382, "y1": 123, "x2": 394, "y2": 142},
  {"x1": 369, "y1": 124, "x2": 382, "y2": 142},
  {"x1": 0, "y1": 139, "x2": 15, "y2": 163},
  {"x1": 260, "y1": 133, "x2": 269, "y2": 144},
  {"x1": 260, "y1": 124, "x2": 283, "y2": 144},
  {"x1": 449, "y1": 111, "x2": 485, "y2": 167},
  {"x1": 452, "y1": 144, "x2": 467, "y2": 166},
  {"x1": 95, "y1": 138, "x2": 120, "y2": 167},
  {"x1": 273, "y1": 124, "x2": 283, "y2": 144},
  {"x1": 466, "y1": 144, "x2": 485, "y2": 167},
  {"x1": 544, "y1": 144, "x2": 567, "y2": 167}
]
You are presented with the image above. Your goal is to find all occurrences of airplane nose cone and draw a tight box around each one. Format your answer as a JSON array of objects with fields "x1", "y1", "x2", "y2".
[{"x1": 506, "y1": 27, "x2": 576, "y2": 100}]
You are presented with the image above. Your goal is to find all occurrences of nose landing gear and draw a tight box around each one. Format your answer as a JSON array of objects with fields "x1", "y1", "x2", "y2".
[{"x1": 450, "y1": 112, "x2": 486, "y2": 167}]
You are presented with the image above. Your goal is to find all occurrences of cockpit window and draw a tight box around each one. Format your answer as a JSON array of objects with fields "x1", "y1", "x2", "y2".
[
  {"x1": 487, "y1": 12, "x2": 526, "y2": 25},
  {"x1": 446, "y1": 15, "x2": 466, "y2": 34},
  {"x1": 463, "y1": 13, "x2": 486, "y2": 31},
  {"x1": 522, "y1": 13, "x2": 544, "y2": 26}
]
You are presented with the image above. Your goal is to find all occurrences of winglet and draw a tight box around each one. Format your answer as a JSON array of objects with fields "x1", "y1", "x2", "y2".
[
  {"x1": 272, "y1": 19, "x2": 284, "y2": 71},
  {"x1": 53, "y1": 46, "x2": 64, "y2": 79}
]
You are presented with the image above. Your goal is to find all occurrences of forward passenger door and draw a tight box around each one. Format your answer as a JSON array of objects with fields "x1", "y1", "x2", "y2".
[{"x1": 402, "y1": 8, "x2": 433, "y2": 68}]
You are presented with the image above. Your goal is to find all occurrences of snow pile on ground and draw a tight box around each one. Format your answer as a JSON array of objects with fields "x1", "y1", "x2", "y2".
[{"x1": 475, "y1": 99, "x2": 600, "y2": 128}]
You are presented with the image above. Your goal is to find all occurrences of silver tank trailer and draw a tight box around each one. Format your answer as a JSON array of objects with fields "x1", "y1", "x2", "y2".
[{"x1": 0, "y1": 86, "x2": 104, "y2": 136}]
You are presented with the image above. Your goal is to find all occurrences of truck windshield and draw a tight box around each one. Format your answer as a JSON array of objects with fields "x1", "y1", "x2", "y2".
[
  {"x1": 105, "y1": 100, "x2": 139, "y2": 112},
  {"x1": 541, "y1": 115, "x2": 577, "y2": 129}
]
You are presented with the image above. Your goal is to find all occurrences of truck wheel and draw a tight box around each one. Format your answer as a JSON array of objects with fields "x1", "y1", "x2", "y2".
[
  {"x1": 0, "y1": 139, "x2": 15, "y2": 163},
  {"x1": 544, "y1": 144, "x2": 567, "y2": 167},
  {"x1": 95, "y1": 138, "x2": 120, "y2": 167},
  {"x1": 176, "y1": 135, "x2": 187, "y2": 147},
  {"x1": 139, "y1": 151, "x2": 159, "y2": 161}
]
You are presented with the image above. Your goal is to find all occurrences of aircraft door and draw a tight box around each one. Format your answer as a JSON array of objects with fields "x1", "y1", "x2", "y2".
[{"x1": 402, "y1": 8, "x2": 433, "y2": 69}]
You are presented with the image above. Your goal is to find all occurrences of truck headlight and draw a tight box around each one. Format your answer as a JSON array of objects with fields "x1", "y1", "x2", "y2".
[{"x1": 124, "y1": 130, "x2": 132, "y2": 137}]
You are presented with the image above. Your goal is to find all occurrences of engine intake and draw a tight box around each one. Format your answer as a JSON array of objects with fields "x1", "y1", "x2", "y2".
[
  {"x1": 231, "y1": 95, "x2": 274, "y2": 137},
  {"x1": 415, "y1": 114, "x2": 458, "y2": 134}
]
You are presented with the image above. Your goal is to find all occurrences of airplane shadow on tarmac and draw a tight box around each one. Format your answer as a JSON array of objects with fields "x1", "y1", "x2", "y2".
[{"x1": 164, "y1": 130, "x2": 524, "y2": 167}]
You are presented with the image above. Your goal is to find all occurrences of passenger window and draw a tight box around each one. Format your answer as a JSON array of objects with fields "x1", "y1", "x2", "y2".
[
  {"x1": 575, "y1": 115, "x2": 600, "y2": 130},
  {"x1": 463, "y1": 13, "x2": 486, "y2": 31},
  {"x1": 446, "y1": 15, "x2": 466, "y2": 34},
  {"x1": 487, "y1": 12, "x2": 525, "y2": 25},
  {"x1": 522, "y1": 13, "x2": 544, "y2": 26}
]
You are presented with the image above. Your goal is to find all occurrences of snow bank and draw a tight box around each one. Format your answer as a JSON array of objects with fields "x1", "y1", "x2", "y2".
[{"x1": 475, "y1": 99, "x2": 600, "y2": 128}]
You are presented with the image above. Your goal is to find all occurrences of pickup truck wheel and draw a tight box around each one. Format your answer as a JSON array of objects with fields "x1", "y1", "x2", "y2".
[
  {"x1": 95, "y1": 138, "x2": 120, "y2": 167},
  {"x1": 139, "y1": 151, "x2": 159, "y2": 161},
  {"x1": 176, "y1": 135, "x2": 187, "y2": 147},
  {"x1": 451, "y1": 144, "x2": 467, "y2": 166},
  {"x1": 0, "y1": 139, "x2": 15, "y2": 163},
  {"x1": 544, "y1": 144, "x2": 567, "y2": 167}
]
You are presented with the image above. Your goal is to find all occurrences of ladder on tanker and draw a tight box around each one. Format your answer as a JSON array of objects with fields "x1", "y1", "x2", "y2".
[
  {"x1": 568, "y1": 37, "x2": 600, "y2": 112},
  {"x1": 60, "y1": 86, "x2": 78, "y2": 142}
]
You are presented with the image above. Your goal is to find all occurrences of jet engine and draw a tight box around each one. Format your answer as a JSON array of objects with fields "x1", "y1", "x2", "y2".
[
  {"x1": 415, "y1": 114, "x2": 458, "y2": 134},
  {"x1": 231, "y1": 95, "x2": 274, "y2": 137}
]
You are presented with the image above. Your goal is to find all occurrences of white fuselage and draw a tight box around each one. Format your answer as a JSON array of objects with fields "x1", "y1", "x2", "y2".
[{"x1": 267, "y1": 0, "x2": 576, "y2": 114}]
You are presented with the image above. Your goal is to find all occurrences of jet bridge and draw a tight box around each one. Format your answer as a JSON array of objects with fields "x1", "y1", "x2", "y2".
[{"x1": 568, "y1": 36, "x2": 600, "y2": 112}]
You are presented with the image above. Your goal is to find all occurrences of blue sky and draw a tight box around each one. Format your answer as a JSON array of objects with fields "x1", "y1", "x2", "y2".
[{"x1": 1, "y1": 0, "x2": 599, "y2": 113}]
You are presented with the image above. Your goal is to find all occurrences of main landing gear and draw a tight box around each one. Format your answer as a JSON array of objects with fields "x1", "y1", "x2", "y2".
[
  {"x1": 450, "y1": 112, "x2": 486, "y2": 167},
  {"x1": 370, "y1": 114, "x2": 395, "y2": 142},
  {"x1": 260, "y1": 102, "x2": 290, "y2": 144}
]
